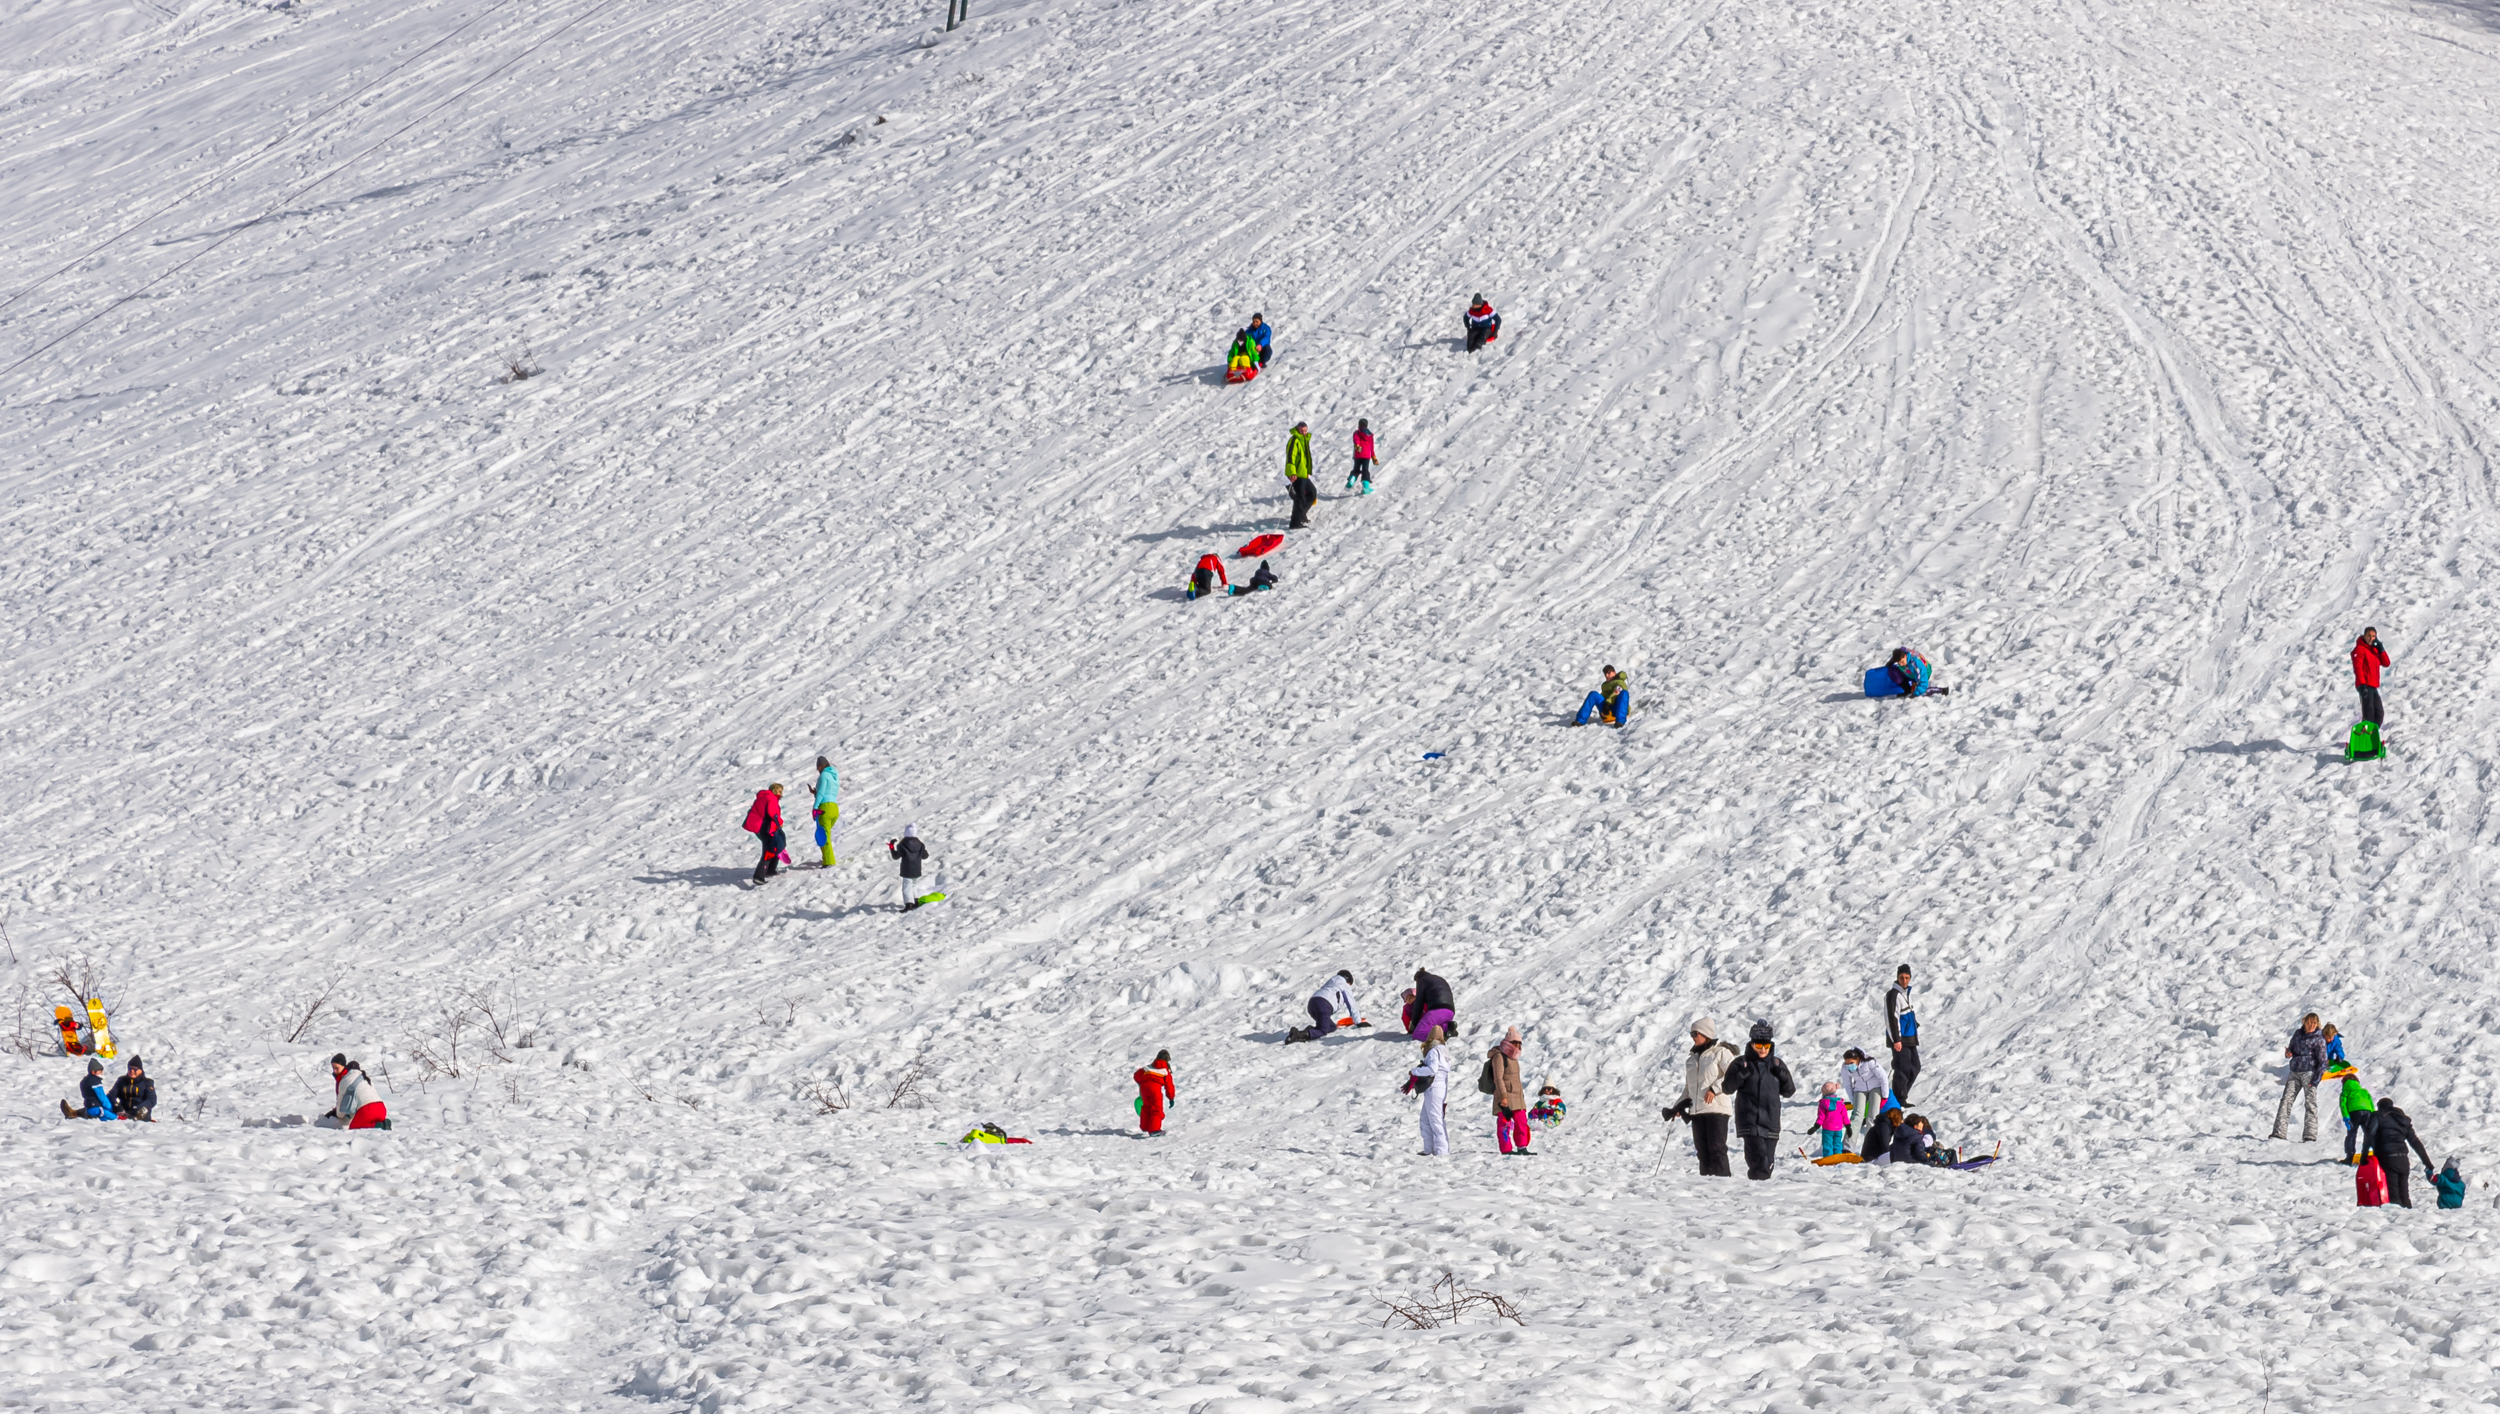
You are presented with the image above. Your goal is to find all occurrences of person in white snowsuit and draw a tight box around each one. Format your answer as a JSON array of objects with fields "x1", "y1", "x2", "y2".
[
  {"x1": 1407, "y1": 1025, "x2": 1451, "y2": 1156},
  {"x1": 1839, "y1": 1048, "x2": 1889, "y2": 1146}
]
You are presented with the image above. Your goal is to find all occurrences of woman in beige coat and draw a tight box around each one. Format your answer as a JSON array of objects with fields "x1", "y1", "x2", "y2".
[
  {"x1": 1661, "y1": 1016, "x2": 1737, "y2": 1176},
  {"x1": 1488, "y1": 1027, "x2": 1532, "y2": 1155}
]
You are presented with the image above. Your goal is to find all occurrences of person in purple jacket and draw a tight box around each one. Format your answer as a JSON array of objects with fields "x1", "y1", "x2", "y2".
[{"x1": 2271, "y1": 1012, "x2": 2328, "y2": 1142}]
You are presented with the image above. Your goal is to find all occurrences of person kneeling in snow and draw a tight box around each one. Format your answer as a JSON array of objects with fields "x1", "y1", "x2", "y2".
[
  {"x1": 1188, "y1": 553, "x2": 1229, "y2": 601},
  {"x1": 1291, "y1": 969, "x2": 1367, "y2": 1042},
  {"x1": 330, "y1": 1055, "x2": 391, "y2": 1130},
  {"x1": 60, "y1": 1059, "x2": 116, "y2": 1121}
]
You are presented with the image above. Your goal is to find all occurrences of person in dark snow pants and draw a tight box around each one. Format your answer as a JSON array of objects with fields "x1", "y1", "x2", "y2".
[
  {"x1": 744, "y1": 784, "x2": 786, "y2": 884},
  {"x1": 2366, "y1": 1096, "x2": 2436, "y2": 1208},
  {"x1": 109, "y1": 1058, "x2": 155, "y2": 1121},
  {"x1": 60, "y1": 1059, "x2": 115, "y2": 1120},
  {"x1": 2353, "y1": 628, "x2": 2389, "y2": 727},
  {"x1": 1189, "y1": 553, "x2": 1229, "y2": 601},
  {"x1": 1661, "y1": 1016, "x2": 1738, "y2": 1177},
  {"x1": 1285, "y1": 422, "x2": 1316, "y2": 530},
  {"x1": 1464, "y1": 295, "x2": 1500, "y2": 353},
  {"x1": 1723, "y1": 1021, "x2": 1796, "y2": 1180},
  {"x1": 1347, "y1": 420, "x2": 1377, "y2": 494},
  {"x1": 889, "y1": 826, "x2": 929, "y2": 909},
  {"x1": 1884, "y1": 965, "x2": 1922, "y2": 1104}
]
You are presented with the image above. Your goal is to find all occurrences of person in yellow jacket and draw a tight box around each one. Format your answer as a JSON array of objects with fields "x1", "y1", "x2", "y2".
[{"x1": 1285, "y1": 422, "x2": 1316, "y2": 529}]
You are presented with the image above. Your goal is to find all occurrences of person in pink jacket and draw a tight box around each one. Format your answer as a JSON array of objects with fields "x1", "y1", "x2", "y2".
[
  {"x1": 1815, "y1": 1082, "x2": 1850, "y2": 1157},
  {"x1": 1346, "y1": 419, "x2": 1377, "y2": 495}
]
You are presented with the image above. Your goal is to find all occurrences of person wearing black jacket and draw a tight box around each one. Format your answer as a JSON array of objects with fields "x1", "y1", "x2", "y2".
[
  {"x1": 108, "y1": 1058, "x2": 156, "y2": 1121},
  {"x1": 888, "y1": 826, "x2": 930, "y2": 910},
  {"x1": 1889, "y1": 1114, "x2": 1934, "y2": 1165},
  {"x1": 1722, "y1": 1021, "x2": 1796, "y2": 1180},
  {"x1": 1884, "y1": 965, "x2": 1922, "y2": 1104},
  {"x1": 1407, "y1": 968, "x2": 1457, "y2": 1040},
  {"x1": 2368, "y1": 1096, "x2": 2436, "y2": 1208},
  {"x1": 1860, "y1": 1102, "x2": 1900, "y2": 1161}
]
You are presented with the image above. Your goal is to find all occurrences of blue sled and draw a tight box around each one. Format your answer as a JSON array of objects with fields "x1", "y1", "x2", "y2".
[{"x1": 1864, "y1": 668, "x2": 1905, "y2": 698}]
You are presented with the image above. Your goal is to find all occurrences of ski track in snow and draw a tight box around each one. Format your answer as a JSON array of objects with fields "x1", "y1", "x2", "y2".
[{"x1": 7, "y1": 0, "x2": 2500, "y2": 1405}]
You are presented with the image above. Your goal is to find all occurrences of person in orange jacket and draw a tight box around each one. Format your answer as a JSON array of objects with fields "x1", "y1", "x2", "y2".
[{"x1": 1134, "y1": 1050, "x2": 1175, "y2": 1135}]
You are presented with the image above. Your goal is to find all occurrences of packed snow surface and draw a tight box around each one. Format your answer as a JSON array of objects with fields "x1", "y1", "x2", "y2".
[{"x1": 9, "y1": 0, "x2": 2500, "y2": 1406}]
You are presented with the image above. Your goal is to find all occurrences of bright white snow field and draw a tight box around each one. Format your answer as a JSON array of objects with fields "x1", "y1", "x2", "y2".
[{"x1": 8, "y1": 0, "x2": 2500, "y2": 1406}]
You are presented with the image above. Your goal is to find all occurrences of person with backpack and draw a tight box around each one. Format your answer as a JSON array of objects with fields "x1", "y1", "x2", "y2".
[
  {"x1": 2272, "y1": 1011, "x2": 2328, "y2": 1141},
  {"x1": 1884, "y1": 966, "x2": 1922, "y2": 1103},
  {"x1": 59, "y1": 1059, "x2": 115, "y2": 1120},
  {"x1": 743, "y1": 784, "x2": 786, "y2": 884},
  {"x1": 1574, "y1": 666, "x2": 1630, "y2": 726},
  {"x1": 1723, "y1": 1021, "x2": 1797, "y2": 1179},
  {"x1": 2366, "y1": 1094, "x2": 2436, "y2": 1208},
  {"x1": 888, "y1": 826, "x2": 930, "y2": 909},
  {"x1": 108, "y1": 1058, "x2": 155, "y2": 1121},
  {"x1": 1402, "y1": 1025, "x2": 1451, "y2": 1156},
  {"x1": 1484, "y1": 1026, "x2": 1532, "y2": 1155},
  {"x1": 812, "y1": 756, "x2": 840, "y2": 867},
  {"x1": 2353, "y1": 627, "x2": 2389, "y2": 730},
  {"x1": 1661, "y1": 1016, "x2": 1738, "y2": 1177},
  {"x1": 1187, "y1": 552, "x2": 1230, "y2": 600},
  {"x1": 1284, "y1": 423, "x2": 1316, "y2": 530},
  {"x1": 1347, "y1": 420, "x2": 1377, "y2": 494},
  {"x1": 1464, "y1": 295, "x2": 1500, "y2": 352}
]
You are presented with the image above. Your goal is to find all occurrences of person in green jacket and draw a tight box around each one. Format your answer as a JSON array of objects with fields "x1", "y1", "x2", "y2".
[
  {"x1": 2339, "y1": 1072, "x2": 2375, "y2": 1165},
  {"x1": 1285, "y1": 422, "x2": 1316, "y2": 529},
  {"x1": 812, "y1": 756, "x2": 840, "y2": 867}
]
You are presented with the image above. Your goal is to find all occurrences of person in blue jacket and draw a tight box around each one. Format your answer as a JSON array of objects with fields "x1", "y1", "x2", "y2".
[
  {"x1": 1246, "y1": 314, "x2": 1272, "y2": 367},
  {"x1": 59, "y1": 1059, "x2": 115, "y2": 1120}
]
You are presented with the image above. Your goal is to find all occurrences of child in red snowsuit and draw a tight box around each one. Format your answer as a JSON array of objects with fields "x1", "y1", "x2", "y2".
[{"x1": 1134, "y1": 1050, "x2": 1175, "y2": 1134}]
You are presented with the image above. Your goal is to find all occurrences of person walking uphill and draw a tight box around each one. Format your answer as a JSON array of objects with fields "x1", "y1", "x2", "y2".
[
  {"x1": 2353, "y1": 627, "x2": 2390, "y2": 728},
  {"x1": 1662, "y1": 1017, "x2": 1738, "y2": 1177},
  {"x1": 1284, "y1": 422, "x2": 1316, "y2": 530},
  {"x1": 1134, "y1": 1050, "x2": 1176, "y2": 1135},
  {"x1": 2272, "y1": 1012, "x2": 2328, "y2": 1141},
  {"x1": 812, "y1": 757, "x2": 840, "y2": 867},
  {"x1": 744, "y1": 784, "x2": 786, "y2": 885},
  {"x1": 1723, "y1": 1021, "x2": 1797, "y2": 1180},
  {"x1": 1347, "y1": 420, "x2": 1377, "y2": 495},
  {"x1": 1486, "y1": 1027, "x2": 1533, "y2": 1155},
  {"x1": 2367, "y1": 1094, "x2": 2437, "y2": 1208},
  {"x1": 1884, "y1": 965, "x2": 1922, "y2": 1103},
  {"x1": 888, "y1": 826, "x2": 930, "y2": 910}
]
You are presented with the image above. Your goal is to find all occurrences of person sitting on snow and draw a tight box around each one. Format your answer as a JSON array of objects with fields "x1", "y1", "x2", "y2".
[
  {"x1": 59, "y1": 1059, "x2": 115, "y2": 1120},
  {"x1": 1575, "y1": 665, "x2": 1631, "y2": 726},
  {"x1": 1188, "y1": 553, "x2": 1229, "y2": 601},
  {"x1": 1885, "y1": 648, "x2": 1951, "y2": 698},
  {"x1": 109, "y1": 1057, "x2": 155, "y2": 1122},
  {"x1": 1292, "y1": 970, "x2": 1368, "y2": 1041},
  {"x1": 1464, "y1": 294, "x2": 1500, "y2": 352},
  {"x1": 1227, "y1": 328, "x2": 1259, "y2": 381},
  {"x1": 1246, "y1": 314, "x2": 1273, "y2": 367},
  {"x1": 331, "y1": 1055, "x2": 391, "y2": 1130},
  {"x1": 1231, "y1": 559, "x2": 1278, "y2": 595}
]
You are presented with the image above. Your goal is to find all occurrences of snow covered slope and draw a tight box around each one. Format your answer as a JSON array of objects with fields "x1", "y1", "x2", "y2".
[{"x1": 9, "y1": 0, "x2": 2500, "y2": 1405}]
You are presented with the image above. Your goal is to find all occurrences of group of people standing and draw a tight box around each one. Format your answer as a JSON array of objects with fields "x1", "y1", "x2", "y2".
[
  {"x1": 2273, "y1": 1011, "x2": 2462, "y2": 1210},
  {"x1": 738, "y1": 757, "x2": 938, "y2": 909},
  {"x1": 1664, "y1": 965, "x2": 1930, "y2": 1180}
]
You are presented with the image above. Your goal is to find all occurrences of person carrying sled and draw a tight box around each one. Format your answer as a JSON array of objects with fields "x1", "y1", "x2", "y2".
[
  {"x1": 1575, "y1": 666, "x2": 1630, "y2": 726},
  {"x1": 1246, "y1": 314, "x2": 1273, "y2": 367},
  {"x1": 1347, "y1": 420, "x2": 1377, "y2": 494},
  {"x1": 1487, "y1": 1026, "x2": 1533, "y2": 1155},
  {"x1": 1285, "y1": 422, "x2": 1316, "y2": 530},
  {"x1": 812, "y1": 757, "x2": 840, "y2": 867},
  {"x1": 59, "y1": 1059, "x2": 115, "y2": 1121},
  {"x1": 1464, "y1": 294, "x2": 1500, "y2": 353},
  {"x1": 1884, "y1": 965, "x2": 1923, "y2": 1103},
  {"x1": 889, "y1": 826, "x2": 930, "y2": 909},
  {"x1": 1723, "y1": 1021, "x2": 1797, "y2": 1179},
  {"x1": 330, "y1": 1055, "x2": 389, "y2": 1130},
  {"x1": 744, "y1": 784, "x2": 786, "y2": 884},
  {"x1": 2353, "y1": 627, "x2": 2389, "y2": 729},
  {"x1": 2272, "y1": 1011, "x2": 2327, "y2": 1142},
  {"x1": 1403, "y1": 1025, "x2": 1451, "y2": 1157},
  {"x1": 1188, "y1": 552, "x2": 1230, "y2": 601},
  {"x1": 1134, "y1": 1050, "x2": 1176, "y2": 1135},
  {"x1": 1293, "y1": 969, "x2": 1367, "y2": 1041},
  {"x1": 2365, "y1": 1094, "x2": 2436, "y2": 1208},
  {"x1": 109, "y1": 1057, "x2": 155, "y2": 1122},
  {"x1": 1662, "y1": 1016, "x2": 1738, "y2": 1177}
]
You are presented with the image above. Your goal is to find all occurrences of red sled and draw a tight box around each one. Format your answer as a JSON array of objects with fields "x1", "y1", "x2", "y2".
[
  {"x1": 1225, "y1": 363, "x2": 1259, "y2": 385},
  {"x1": 2356, "y1": 1155, "x2": 2388, "y2": 1207},
  {"x1": 1236, "y1": 533, "x2": 1283, "y2": 557}
]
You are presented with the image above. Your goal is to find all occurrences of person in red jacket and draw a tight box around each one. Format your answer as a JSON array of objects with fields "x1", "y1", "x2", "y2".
[
  {"x1": 1187, "y1": 554, "x2": 1228, "y2": 601},
  {"x1": 743, "y1": 784, "x2": 785, "y2": 884},
  {"x1": 1133, "y1": 1050, "x2": 1175, "y2": 1135},
  {"x1": 2353, "y1": 627, "x2": 2389, "y2": 728}
]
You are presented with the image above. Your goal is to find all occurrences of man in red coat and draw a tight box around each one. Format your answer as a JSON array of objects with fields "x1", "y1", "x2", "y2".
[
  {"x1": 2353, "y1": 628, "x2": 2390, "y2": 729},
  {"x1": 1133, "y1": 1050, "x2": 1175, "y2": 1135}
]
